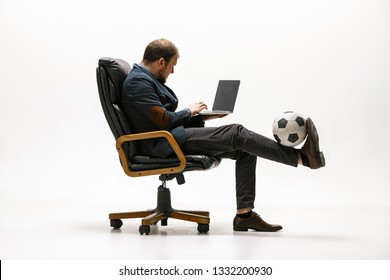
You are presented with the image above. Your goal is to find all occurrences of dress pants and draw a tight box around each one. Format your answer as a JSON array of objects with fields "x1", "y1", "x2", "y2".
[{"x1": 181, "y1": 124, "x2": 299, "y2": 209}]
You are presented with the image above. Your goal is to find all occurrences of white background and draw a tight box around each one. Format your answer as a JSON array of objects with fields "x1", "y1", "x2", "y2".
[{"x1": 1, "y1": 0, "x2": 390, "y2": 266}]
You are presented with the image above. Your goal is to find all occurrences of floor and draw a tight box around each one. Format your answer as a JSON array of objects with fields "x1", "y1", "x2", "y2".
[{"x1": 1, "y1": 195, "x2": 389, "y2": 260}]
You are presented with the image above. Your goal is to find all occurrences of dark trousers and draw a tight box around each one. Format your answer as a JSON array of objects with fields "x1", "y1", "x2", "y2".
[{"x1": 181, "y1": 124, "x2": 299, "y2": 209}]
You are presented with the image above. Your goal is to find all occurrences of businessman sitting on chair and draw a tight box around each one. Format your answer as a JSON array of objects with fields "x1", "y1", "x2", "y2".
[{"x1": 121, "y1": 38, "x2": 326, "y2": 232}]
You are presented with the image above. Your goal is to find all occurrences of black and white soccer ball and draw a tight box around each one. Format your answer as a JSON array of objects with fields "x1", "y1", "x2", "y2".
[{"x1": 272, "y1": 111, "x2": 307, "y2": 147}]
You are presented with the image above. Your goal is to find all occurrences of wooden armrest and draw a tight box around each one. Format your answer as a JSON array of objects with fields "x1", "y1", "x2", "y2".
[{"x1": 116, "y1": 130, "x2": 186, "y2": 177}]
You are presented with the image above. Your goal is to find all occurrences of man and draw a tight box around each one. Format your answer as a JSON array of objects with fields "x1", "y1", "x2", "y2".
[{"x1": 121, "y1": 38, "x2": 325, "y2": 232}]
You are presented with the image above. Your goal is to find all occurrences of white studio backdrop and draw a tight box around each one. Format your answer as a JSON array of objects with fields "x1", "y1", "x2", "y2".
[{"x1": 0, "y1": 0, "x2": 390, "y2": 259}]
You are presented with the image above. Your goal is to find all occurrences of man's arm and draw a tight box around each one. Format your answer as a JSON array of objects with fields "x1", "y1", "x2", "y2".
[{"x1": 123, "y1": 76, "x2": 192, "y2": 130}]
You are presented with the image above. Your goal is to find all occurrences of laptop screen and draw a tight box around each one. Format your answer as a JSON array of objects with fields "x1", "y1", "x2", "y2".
[{"x1": 212, "y1": 80, "x2": 240, "y2": 112}]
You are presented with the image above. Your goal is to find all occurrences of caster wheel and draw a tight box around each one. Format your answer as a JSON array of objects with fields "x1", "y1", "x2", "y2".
[
  {"x1": 139, "y1": 225, "x2": 151, "y2": 235},
  {"x1": 197, "y1": 223, "x2": 209, "y2": 233},
  {"x1": 110, "y1": 219, "x2": 123, "y2": 229}
]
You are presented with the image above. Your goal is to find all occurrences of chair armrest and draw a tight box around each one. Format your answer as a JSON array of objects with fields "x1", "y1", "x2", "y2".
[{"x1": 116, "y1": 130, "x2": 186, "y2": 177}]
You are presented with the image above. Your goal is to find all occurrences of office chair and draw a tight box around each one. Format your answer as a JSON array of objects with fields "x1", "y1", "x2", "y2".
[{"x1": 96, "y1": 57, "x2": 220, "y2": 235}]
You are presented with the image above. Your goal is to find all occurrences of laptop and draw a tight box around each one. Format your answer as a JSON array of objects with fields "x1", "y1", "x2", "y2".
[{"x1": 200, "y1": 80, "x2": 240, "y2": 115}]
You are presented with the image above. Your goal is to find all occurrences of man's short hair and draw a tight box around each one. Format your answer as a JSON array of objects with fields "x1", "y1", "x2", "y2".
[{"x1": 143, "y1": 39, "x2": 179, "y2": 63}]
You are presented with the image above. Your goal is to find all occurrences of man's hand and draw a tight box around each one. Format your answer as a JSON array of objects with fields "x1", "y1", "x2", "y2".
[{"x1": 188, "y1": 102, "x2": 208, "y2": 116}]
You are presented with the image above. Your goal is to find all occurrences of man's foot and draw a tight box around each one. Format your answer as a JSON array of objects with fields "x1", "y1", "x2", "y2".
[
  {"x1": 300, "y1": 118, "x2": 326, "y2": 169},
  {"x1": 233, "y1": 211, "x2": 283, "y2": 232}
]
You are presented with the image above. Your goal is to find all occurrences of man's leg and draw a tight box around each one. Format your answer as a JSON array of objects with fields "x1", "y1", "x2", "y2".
[
  {"x1": 183, "y1": 124, "x2": 300, "y2": 166},
  {"x1": 182, "y1": 126, "x2": 286, "y2": 232},
  {"x1": 208, "y1": 150, "x2": 257, "y2": 210},
  {"x1": 235, "y1": 151, "x2": 257, "y2": 210},
  {"x1": 182, "y1": 124, "x2": 298, "y2": 211}
]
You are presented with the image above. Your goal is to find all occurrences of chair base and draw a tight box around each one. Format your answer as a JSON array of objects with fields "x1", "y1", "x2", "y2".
[{"x1": 109, "y1": 186, "x2": 210, "y2": 234}]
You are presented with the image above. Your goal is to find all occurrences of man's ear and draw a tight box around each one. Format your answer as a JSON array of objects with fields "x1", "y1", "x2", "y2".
[{"x1": 158, "y1": 58, "x2": 165, "y2": 67}]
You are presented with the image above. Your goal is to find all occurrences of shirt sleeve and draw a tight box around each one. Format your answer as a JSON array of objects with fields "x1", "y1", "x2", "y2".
[{"x1": 123, "y1": 75, "x2": 192, "y2": 131}]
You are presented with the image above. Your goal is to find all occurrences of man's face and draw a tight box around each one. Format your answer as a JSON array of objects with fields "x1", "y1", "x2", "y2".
[{"x1": 157, "y1": 55, "x2": 179, "y2": 84}]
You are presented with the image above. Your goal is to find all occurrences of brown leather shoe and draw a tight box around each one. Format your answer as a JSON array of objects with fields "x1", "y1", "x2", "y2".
[
  {"x1": 301, "y1": 118, "x2": 326, "y2": 169},
  {"x1": 233, "y1": 212, "x2": 283, "y2": 232}
]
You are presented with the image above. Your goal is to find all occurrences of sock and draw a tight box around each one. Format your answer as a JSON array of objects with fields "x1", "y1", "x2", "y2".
[{"x1": 236, "y1": 210, "x2": 252, "y2": 219}]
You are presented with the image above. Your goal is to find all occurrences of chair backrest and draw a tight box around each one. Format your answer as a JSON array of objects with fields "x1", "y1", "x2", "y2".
[{"x1": 96, "y1": 57, "x2": 136, "y2": 157}]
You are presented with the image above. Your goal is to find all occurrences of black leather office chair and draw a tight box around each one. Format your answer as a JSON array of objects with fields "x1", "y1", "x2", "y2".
[{"x1": 96, "y1": 57, "x2": 220, "y2": 235}]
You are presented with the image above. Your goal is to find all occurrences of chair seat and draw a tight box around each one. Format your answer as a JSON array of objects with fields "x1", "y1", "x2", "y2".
[{"x1": 130, "y1": 155, "x2": 221, "y2": 172}]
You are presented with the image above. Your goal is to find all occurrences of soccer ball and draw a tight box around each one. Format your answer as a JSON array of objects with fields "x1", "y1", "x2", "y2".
[{"x1": 272, "y1": 111, "x2": 307, "y2": 147}]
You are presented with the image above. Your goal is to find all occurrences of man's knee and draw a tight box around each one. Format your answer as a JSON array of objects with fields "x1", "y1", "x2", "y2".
[
  {"x1": 225, "y1": 123, "x2": 245, "y2": 134},
  {"x1": 221, "y1": 124, "x2": 249, "y2": 149}
]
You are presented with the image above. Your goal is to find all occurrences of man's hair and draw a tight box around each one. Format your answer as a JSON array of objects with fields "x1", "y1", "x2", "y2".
[{"x1": 142, "y1": 39, "x2": 179, "y2": 63}]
